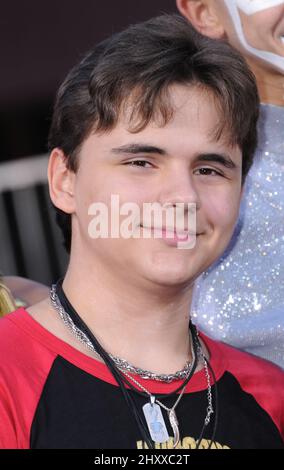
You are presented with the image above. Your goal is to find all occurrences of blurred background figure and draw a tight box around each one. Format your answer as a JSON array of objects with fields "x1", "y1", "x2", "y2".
[
  {"x1": 0, "y1": 278, "x2": 17, "y2": 316},
  {"x1": 177, "y1": 0, "x2": 284, "y2": 368},
  {"x1": 0, "y1": 0, "x2": 176, "y2": 309},
  {"x1": 0, "y1": 275, "x2": 49, "y2": 316}
]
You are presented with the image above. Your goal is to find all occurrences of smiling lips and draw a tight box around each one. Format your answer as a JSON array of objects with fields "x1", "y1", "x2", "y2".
[{"x1": 140, "y1": 225, "x2": 197, "y2": 243}]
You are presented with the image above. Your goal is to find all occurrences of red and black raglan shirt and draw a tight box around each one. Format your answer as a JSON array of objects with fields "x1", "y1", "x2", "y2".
[{"x1": 0, "y1": 308, "x2": 283, "y2": 449}]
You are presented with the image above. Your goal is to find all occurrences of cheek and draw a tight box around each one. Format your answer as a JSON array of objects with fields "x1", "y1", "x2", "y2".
[
  {"x1": 242, "y1": 22, "x2": 262, "y2": 46},
  {"x1": 240, "y1": 11, "x2": 273, "y2": 49},
  {"x1": 202, "y1": 189, "x2": 241, "y2": 230},
  {"x1": 74, "y1": 172, "x2": 107, "y2": 236},
  {"x1": 74, "y1": 172, "x2": 152, "y2": 239},
  {"x1": 76, "y1": 166, "x2": 119, "y2": 209}
]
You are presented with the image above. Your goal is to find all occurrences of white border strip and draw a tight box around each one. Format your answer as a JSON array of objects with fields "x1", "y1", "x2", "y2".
[{"x1": 236, "y1": 0, "x2": 284, "y2": 15}]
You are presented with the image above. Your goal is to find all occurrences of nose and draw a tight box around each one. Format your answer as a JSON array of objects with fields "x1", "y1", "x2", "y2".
[{"x1": 159, "y1": 166, "x2": 201, "y2": 211}]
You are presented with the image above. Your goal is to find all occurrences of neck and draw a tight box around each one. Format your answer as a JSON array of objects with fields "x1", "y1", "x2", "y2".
[
  {"x1": 62, "y1": 249, "x2": 194, "y2": 375},
  {"x1": 246, "y1": 59, "x2": 284, "y2": 107}
]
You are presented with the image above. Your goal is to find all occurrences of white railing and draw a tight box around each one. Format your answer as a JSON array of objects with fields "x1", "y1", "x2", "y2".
[{"x1": 0, "y1": 154, "x2": 49, "y2": 192}]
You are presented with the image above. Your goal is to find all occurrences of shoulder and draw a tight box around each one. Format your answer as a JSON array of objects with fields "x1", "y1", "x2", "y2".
[
  {"x1": 0, "y1": 306, "x2": 59, "y2": 400},
  {"x1": 204, "y1": 334, "x2": 284, "y2": 390},
  {"x1": 204, "y1": 334, "x2": 284, "y2": 438},
  {"x1": 0, "y1": 307, "x2": 56, "y2": 449},
  {"x1": 0, "y1": 306, "x2": 57, "y2": 381},
  {"x1": 0, "y1": 308, "x2": 27, "y2": 352},
  {"x1": 217, "y1": 338, "x2": 284, "y2": 386}
]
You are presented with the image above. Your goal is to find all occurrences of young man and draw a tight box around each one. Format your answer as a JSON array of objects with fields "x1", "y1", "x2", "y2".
[
  {"x1": 0, "y1": 15, "x2": 283, "y2": 450},
  {"x1": 177, "y1": 0, "x2": 284, "y2": 368}
]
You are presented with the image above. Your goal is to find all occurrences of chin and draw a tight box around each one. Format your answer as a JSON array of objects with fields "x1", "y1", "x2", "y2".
[
  {"x1": 147, "y1": 274, "x2": 195, "y2": 290},
  {"x1": 142, "y1": 260, "x2": 197, "y2": 289}
]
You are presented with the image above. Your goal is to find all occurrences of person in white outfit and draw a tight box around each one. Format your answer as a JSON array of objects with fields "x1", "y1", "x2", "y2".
[{"x1": 177, "y1": 0, "x2": 284, "y2": 368}]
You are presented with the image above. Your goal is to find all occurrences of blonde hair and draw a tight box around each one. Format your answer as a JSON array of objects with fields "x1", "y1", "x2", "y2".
[{"x1": 0, "y1": 280, "x2": 16, "y2": 317}]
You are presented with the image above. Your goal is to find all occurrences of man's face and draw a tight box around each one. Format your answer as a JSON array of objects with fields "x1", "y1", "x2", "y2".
[
  {"x1": 71, "y1": 84, "x2": 242, "y2": 289},
  {"x1": 237, "y1": 3, "x2": 284, "y2": 58},
  {"x1": 178, "y1": 0, "x2": 284, "y2": 74},
  {"x1": 213, "y1": 0, "x2": 284, "y2": 73}
]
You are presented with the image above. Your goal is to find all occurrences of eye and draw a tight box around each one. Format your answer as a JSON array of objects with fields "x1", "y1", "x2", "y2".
[
  {"x1": 124, "y1": 160, "x2": 154, "y2": 168},
  {"x1": 194, "y1": 167, "x2": 223, "y2": 177}
]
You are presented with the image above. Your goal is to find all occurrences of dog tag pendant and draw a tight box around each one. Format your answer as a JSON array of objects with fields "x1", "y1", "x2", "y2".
[{"x1": 142, "y1": 397, "x2": 169, "y2": 443}]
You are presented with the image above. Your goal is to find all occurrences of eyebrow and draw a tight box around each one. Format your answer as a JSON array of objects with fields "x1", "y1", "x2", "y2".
[
  {"x1": 111, "y1": 143, "x2": 237, "y2": 169},
  {"x1": 196, "y1": 153, "x2": 237, "y2": 169},
  {"x1": 111, "y1": 143, "x2": 166, "y2": 156}
]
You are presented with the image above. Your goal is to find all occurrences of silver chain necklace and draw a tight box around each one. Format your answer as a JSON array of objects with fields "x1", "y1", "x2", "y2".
[
  {"x1": 50, "y1": 285, "x2": 214, "y2": 447},
  {"x1": 123, "y1": 350, "x2": 213, "y2": 447},
  {"x1": 50, "y1": 285, "x2": 193, "y2": 383}
]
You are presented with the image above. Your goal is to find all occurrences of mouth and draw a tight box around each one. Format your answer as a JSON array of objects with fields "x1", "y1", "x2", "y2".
[
  {"x1": 140, "y1": 225, "x2": 199, "y2": 238},
  {"x1": 281, "y1": 35, "x2": 284, "y2": 44}
]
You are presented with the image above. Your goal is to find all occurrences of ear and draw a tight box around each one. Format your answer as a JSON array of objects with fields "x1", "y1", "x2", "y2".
[
  {"x1": 48, "y1": 148, "x2": 76, "y2": 214},
  {"x1": 176, "y1": 0, "x2": 226, "y2": 39}
]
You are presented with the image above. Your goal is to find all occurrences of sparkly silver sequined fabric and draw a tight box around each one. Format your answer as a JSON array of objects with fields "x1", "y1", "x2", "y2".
[{"x1": 192, "y1": 104, "x2": 284, "y2": 368}]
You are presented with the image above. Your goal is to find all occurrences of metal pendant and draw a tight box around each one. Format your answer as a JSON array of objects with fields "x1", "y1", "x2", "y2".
[
  {"x1": 168, "y1": 409, "x2": 180, "y2": 448},
  {"x1": 142, "y1": 398, "x2": 170, "y2": 444}
]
